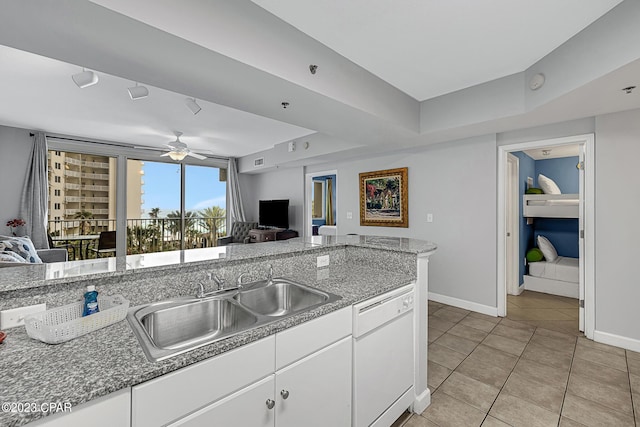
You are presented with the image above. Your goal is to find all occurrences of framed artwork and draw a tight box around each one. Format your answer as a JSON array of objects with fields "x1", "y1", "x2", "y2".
[{"x1": 359, "y1": 167, "x2": 408, "y2": 228}]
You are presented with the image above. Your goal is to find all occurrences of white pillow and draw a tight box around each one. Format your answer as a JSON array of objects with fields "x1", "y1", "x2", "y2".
[
  {"x1": 537, "y1": 235, "x2": 558, "y2": 262},
  {"x1": 538, "y1": 174, "x2": 561, "y2": 195},
  {"x1": 0, "y1": 251, "x2": 27, "y2": 263},
  {"x1": 0, "y1": 235, "x2": 43, "y2": 263}
]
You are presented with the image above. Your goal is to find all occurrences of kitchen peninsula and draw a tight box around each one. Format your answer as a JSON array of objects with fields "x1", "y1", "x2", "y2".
[{"x1": 0, "y1": 235, "x2": 436, "y2": 427}]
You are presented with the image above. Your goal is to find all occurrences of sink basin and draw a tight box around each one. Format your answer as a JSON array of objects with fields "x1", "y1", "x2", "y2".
[
  {"x1": 127, "y1": 278, "x2": 341, "y2": 362},
  {"x1": 139, "y1": 298, "x2": 258, "y2": 350},
  {"x1": 235, "y1": 279, "x2": 335, "y2": 316}
]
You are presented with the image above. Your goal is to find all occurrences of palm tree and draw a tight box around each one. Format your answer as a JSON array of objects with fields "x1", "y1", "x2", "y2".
[
  {"x1": 166, "y1": 210, "x2": 199, "y2": 248},
  {"x1": 200, "y1": 206, "x2": 226, "y2": 247},
  {"x1": 73, "y1": 210, "x2": 94, "y2": 235}
]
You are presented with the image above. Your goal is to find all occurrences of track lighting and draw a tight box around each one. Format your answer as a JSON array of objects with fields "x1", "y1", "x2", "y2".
[
  {"x1": 128, "y1": 83, "x2": 149, "y2": 100},
  {"x1": 72, "y1": 68, "x2": 99, "y2": 88},
  {"x1": 185, "y1": 98, "x2": 201, "y2": 115}
]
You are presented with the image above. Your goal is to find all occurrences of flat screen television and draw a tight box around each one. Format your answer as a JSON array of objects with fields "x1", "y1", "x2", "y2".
[{"x1": 259, "y1": 199, "x2": 289, "y2": 229}]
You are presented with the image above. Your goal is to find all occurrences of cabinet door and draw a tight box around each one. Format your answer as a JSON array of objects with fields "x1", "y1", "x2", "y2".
[
  {"x1": 169, "y1": 376, "x2": 275, "y2": 427},
  {"x1": 275, "y1": 337, "x2": 351, "y2": 427}
]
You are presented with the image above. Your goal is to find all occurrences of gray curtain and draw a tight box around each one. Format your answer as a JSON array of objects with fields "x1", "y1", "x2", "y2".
[
  {"x1": 19, "y1": 132, "x2": 49, "y2": 249},
  {"x1": 227, "y1": 157, "x2": 246, "y2": 229}
]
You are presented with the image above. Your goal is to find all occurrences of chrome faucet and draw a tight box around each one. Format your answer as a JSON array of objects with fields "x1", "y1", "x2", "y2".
[
  {"x1": 266, "y1": 264, "x2": 274, "y2": 285},
  {"x1": 196, "y1": 272, "x2": 236, "y2": 298}
]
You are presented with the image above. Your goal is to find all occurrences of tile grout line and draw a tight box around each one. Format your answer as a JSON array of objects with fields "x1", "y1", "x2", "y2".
[
  {"x1": 554, "y1": 334, "x2": 578, "y2": 426},
  {"x1": 625, "y1": 352, "x2": 638, "y2": 427}
]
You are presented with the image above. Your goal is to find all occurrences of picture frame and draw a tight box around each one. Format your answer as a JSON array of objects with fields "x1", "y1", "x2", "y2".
[{"x1": 359, "y1": 167, "x2": 408, "y2": 228}]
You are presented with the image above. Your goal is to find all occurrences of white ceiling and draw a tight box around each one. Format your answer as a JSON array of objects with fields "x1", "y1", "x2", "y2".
[
  {"x1": 252, "y1": 0, "x2": 623, "y2": 101},
  {"x1": 0, "y1": 0, "x2": 636, "y2": 163},
  {"x1": 0, "y1": 45, "x2": 314, "y2": 157}
]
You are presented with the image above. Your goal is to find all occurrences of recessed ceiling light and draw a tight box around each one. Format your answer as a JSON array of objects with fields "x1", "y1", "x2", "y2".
[
  {"x1": 542, "y1": 149, "x2": 551, "y2": 156},
  {"x1": 72, "y1": 68, "x2": 99, "y2": 88},
  {"x1": 281, "y1": 101, "x2": 290, "y2": 109},
  {"x1": 622, "y1": 86, "x2": 636, "y2": 94}
]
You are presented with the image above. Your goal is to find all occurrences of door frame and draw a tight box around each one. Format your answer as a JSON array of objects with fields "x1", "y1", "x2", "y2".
[
  {"x1": 506, "y1": 153, "x2": 521, "y2": 296},
  {"x1": 497, "y1": 134, "x2": 595, "y2": 339},
  {"x1": 304, "y1": 169, "x2": 338, "y2": 238}
]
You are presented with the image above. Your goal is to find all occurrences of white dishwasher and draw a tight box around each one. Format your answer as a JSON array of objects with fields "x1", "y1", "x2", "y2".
[{"x1": 353, "y1": 283, "x2": 415, "y2": 427}]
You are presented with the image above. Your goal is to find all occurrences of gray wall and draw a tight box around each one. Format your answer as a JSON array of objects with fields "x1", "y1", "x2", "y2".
[
  {"x1": 594, "y1": 108, "x2": 640, "y2": 342},
  {"x1": 241, "y1": 167, "x2": 305, "y2": 232},
  {"x1": 0, "y1": 125, "x2": 33, "y2": 227},
  {"x1": 308, "y1": 135, "x2": 498, "y2": 309}
]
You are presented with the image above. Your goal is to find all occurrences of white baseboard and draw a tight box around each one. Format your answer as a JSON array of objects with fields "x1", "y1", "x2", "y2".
[
  {"x1": 593, "y1": 330, "x2": 640, "y2": 353},
  {"x1": 412, "y1": 389, "x2": 431, "y2": 414},
  {"x1": 428, "y1": 292, "x2": 498, "y2": 317}
]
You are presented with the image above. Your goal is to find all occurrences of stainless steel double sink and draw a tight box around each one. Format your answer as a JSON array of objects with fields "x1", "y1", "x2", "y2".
[{"x1": 127, "y1": 278, "x2": 341, "y2": 362}]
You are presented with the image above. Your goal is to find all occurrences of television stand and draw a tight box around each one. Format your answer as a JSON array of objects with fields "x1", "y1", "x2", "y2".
[{"x1": 248, "y1": 228, "x2": 298, "y2": 243}]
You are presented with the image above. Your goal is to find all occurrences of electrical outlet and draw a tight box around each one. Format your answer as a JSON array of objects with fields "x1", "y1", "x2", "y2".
[
  {"x1": 317, "y1": 254, "x2": 330, "y2": 268},
  {"x1": 346, "y1": 212, "x2": 353, "y2": 219},
  {"x1": 0, "y1": 303, "x2": 47, "y2": 329},
  {"x1": 427, "y1": 213, "x2": 433, "y2": 223}
]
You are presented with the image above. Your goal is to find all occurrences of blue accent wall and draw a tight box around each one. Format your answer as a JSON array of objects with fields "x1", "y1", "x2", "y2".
[
  {"x1": 535, "y1": 156, "x2": 579, "y2": 193},
  {"x1": 512, "y1": 152, "x2": 535, "y2": 285},
  {"x1": 311, "y1": 175, "x2": 337, "y2": 226}
]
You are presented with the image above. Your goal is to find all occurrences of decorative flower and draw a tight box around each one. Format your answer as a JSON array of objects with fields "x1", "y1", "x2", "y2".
[
  {"x1": 6, "y1": 218, "x2": 26, "y2": 236},
  {"x1": 6, "y1": 219, "x2": 26, "y2": 228}
]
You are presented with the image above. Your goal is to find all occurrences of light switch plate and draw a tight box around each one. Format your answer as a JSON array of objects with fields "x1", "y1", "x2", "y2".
[
  {"x1": 427, "y1": 213, "x2": 433, "y2": 223},
  {"x1": 0, "y1": 303, "x2": 47, "y2": 329},
  {"x1": 346, "y1": 212, "x2": 353, "y2": 219},
  {"x1": 317, "y1": 255, "x2": 330, "y2": 268}
]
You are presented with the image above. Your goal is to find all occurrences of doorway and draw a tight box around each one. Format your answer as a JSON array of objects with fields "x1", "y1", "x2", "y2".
[
  {"x1": 304, "y1": 170, "x2": 338, "y2": 238},
  {"x1": 497, "y1": 134, "x2": 594, "y2": 338}
]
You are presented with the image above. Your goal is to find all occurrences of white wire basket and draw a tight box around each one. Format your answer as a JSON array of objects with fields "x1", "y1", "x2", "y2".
[{"x1": 24, "y1": 294, "x2": 130, "y2": 344}]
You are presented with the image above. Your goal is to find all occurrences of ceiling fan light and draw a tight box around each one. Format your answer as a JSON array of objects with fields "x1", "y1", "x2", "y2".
[
  {"x1": 128, "y1": 84, "x2": 149, "y2": 100},
  {"x1": 72, "y1": 69, "x2": 99, "y2": 88},
  {"x1": 185, "y1": 98, "x2": 201, "y2": 115},
  {"x1": 168, "y1": 151, "x2": 188, "y2": 161}
]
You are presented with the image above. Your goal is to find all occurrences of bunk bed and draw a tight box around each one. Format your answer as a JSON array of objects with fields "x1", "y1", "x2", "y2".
[
  {"x1": 523, "y1": 194, "x2": 579, "y2": 219},
  {"x1": 524, "y1": 256, "x2": 579, "y2": 298}
]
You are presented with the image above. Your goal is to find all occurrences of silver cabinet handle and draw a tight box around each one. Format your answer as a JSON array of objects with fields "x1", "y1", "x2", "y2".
[
  {"x1": 280, "y1": 390, "x2": 290, "y2": 399},
  {"x1": 266, "y1": 399, "x2": 275, "y2": 410}
]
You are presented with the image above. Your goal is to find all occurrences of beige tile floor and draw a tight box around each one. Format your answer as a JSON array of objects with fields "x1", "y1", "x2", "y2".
[{"x1": 392, "y1": 291, "x2": 640, "y2": 427}]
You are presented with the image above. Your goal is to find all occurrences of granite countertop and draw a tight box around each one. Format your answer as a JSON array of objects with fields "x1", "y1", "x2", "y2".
[
  {"x1": 0, "y1": 235, "x2": 436, "y2": 293},
  {"x1": 0, "y1": 256, "x2": 423, "y2": 426}
]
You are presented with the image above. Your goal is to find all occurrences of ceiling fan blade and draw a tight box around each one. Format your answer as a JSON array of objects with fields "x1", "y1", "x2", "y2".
[
  {"x1": 160, "y1": 152, "x2": 172, "y2": 157},
  {"x1": 187, "y1": 152, "x2": 207, "y2": 160}
]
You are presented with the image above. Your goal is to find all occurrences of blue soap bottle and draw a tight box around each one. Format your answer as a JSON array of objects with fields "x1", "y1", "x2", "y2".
[{"x1": 83, "y1": 285, "x2": 100, "y2": 316}]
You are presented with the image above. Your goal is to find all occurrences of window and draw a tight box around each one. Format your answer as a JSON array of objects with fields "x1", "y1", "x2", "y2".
[
  {"x1": 126, "y1": 160, "x2": 226, "y2": 255},
  {"x1": 47, "y1": 149, "x2": 117, "y2": 256}
]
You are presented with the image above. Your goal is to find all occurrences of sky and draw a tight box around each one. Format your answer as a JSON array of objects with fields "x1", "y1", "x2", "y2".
[{"x1": 140, "y1": 162, "x2": 226, "y2": 216}]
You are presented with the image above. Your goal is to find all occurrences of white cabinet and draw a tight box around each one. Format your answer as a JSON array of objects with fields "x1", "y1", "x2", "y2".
[
  {"x1": 28, "y1": 388, "x2": 130, "y2": 427},
  {"x1": 276, "y1": 336, "x2": 352, "y2": 427},
  {"x1": 169, "y1": 376, "x2": 275, "y2": 427},
  {"x1": 131, "y1": 307, "x2": 353, "y2": 427}
]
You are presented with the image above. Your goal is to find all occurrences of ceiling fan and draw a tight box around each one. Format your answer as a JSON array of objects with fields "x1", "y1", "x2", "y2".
[{"x1": 161, "y1": 131, "x2": 207, "y2": 161}]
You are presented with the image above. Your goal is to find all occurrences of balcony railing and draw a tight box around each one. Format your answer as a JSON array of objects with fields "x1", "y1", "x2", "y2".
[
  {"x1": 48, "y1": 216, "x2": 227, "y2": 259},
  {"x1": 64, "y1": 196, "x2": 110, "y2": 203}
]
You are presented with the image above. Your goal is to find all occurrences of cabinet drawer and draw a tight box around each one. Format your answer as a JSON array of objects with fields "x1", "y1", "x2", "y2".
[
  {"x1": 276, "y1": 307, "x2": 351, "y2": 370},
  {"x1": 132, "y1": 336, "x2": 275, "y2": 427}
]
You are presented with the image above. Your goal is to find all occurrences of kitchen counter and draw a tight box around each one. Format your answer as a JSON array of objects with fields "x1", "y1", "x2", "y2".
[{"x1": 0, "y1": 236, "x2": 436, "y2": 426}]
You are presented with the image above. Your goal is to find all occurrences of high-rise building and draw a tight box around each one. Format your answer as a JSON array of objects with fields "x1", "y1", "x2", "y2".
[{"x1": 47, "y1": 150, "x2": 143, "y2": 235}]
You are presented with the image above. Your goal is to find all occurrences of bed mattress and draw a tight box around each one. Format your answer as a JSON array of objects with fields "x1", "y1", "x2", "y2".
[
  {"x1": 526, "y1": 199, "x2": 578, "y2": 206},
  {"x1": 528, "y1": 256, "x2": 579, "y2": 283}
]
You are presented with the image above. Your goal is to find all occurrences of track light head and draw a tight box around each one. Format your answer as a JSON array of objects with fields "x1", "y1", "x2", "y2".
[
  {"x1": 185, "y1": 98, "x2": 201, "y2": 115},
  {"x1": 72, "y1": 68, "x2": 99, "y2": 88},
  {"x1": 128, "y1": 83, "x2": 149, "y2": 100}
]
